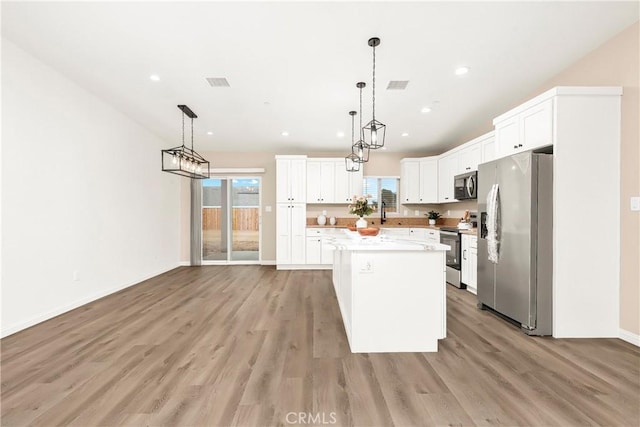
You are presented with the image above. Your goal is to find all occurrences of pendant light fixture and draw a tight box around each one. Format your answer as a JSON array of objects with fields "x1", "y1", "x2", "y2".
[
  {"x1": 362, "y1": 37, "x2": 386, "y2": 150},
  {"x1": 352, "y1": 82, "x2": 370, "y2": 163},
  {"x1": 345, "y1": 111, "x2": 361, "y2": 172},
  {"x1": 161, "y1": 105, "x2": 210, "y2": 179}
]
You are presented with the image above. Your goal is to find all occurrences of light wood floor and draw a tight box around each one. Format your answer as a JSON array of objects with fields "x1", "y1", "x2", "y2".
[{"x1": 1, "y1": 266, "x2": 638, "y2": 426}]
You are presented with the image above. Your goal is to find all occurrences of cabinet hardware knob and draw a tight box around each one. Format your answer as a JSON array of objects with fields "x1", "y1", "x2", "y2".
[
  {"x1": 518, "y1": 143, "x2": 523, "y2": 148},
  {"x1": 513, "y1": 145, "x2": 518, "y2": 149}
]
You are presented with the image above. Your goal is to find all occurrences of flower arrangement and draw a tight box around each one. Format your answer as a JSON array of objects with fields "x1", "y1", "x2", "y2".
[{"x1": 348, "y1": 195, "x2": 374, "y2": 217}]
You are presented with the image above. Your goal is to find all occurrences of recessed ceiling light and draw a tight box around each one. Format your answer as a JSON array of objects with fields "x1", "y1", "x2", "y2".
[
  {"x1": 149, "y1": 74, "x2": 160, "y2": 81},
  {"x1": 281, "y1": 131, "x2": 289, "y2": 137},
  {"x1": 421, "y1": 107, "x2": 432, "y2": 113},
  {"x1": 402, "y1": 132, "x2": 409, "y2": 137},
  {"x1": 455, "y1": 66, "x2": 470, "y2": 76},
  {"x1": 337, "y1": 131, "x2": 345, "y2": 138},
  {"x1": 207, "y1": 131, "x2": 213, "y2": 135}
]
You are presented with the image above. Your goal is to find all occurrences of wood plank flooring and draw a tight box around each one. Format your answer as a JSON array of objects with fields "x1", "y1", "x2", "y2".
[{"x1": 1, "y1": 266, "x2": 638, "y2": 426}]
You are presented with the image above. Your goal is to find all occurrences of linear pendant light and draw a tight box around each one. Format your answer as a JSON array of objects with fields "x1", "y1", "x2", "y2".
[
  {"x1": 362, "y1": 37, "x2": 386, "y2": 150},
  {"x1": 352, "y1": 82, "x2": 370, "y2": 163},
  {"x1": 161, "y1": 105, "x2": 210, "y2": 179},
  {"x1": 345, "y1": 111, "x2": 361, "y2": 172}
]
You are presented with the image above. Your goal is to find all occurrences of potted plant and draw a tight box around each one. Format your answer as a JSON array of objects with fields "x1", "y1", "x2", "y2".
[
  {"x1": 426, "y1": 210, "x2": 441, "y2": 226},
  {"x1": 348, "y1": 195, "x2": 374, "y2": 228}
]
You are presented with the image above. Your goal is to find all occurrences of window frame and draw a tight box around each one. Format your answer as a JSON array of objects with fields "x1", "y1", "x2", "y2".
[{"x1": 363, "y1": 175, "x2": 400, "y2": 217}]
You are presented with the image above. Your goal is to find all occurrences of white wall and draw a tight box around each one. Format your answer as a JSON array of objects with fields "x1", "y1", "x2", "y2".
[{"x1": 1, "y1": 39, "x2": 181, "y2": 337}]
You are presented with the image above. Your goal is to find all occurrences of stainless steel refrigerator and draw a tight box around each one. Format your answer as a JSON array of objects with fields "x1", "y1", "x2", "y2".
[{"x1": 477, "y1": 150, "x2": 553, "y2": 335}]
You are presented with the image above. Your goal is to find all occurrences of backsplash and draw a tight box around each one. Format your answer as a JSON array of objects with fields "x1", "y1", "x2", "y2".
[{"x1": 305, "y1": 216, "x2": 461, "y2": 227}]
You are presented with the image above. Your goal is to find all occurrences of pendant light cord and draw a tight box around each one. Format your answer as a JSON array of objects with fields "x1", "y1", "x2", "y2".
[
  {"x1": 191, "y1": 117, "x2": 194, "y2": 152},
  {"x1": 181, "y1": 112, "x2": 186, "y2": 148},
  {"x1": 351, "y1": 113, "x2": 355, "y2": 144},
  {"x1": 359, "y1": 85, "x2": 364, "y2": 131},
  {"x1": 372, "y1": 43, "x2": 376, "y2": 121}
]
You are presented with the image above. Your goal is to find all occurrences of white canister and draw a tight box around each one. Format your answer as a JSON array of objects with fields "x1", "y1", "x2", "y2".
[
  {"x1": 329, "y1": 216, "x2": 336, "y2": 226},
  {"x1": 317, "y1": 210, "x2": 327, "y2": 226}
]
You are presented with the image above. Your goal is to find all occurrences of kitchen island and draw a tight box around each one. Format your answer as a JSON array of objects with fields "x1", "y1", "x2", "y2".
[{"x1": 327, "y1": 231, "x2": 449, "y2": 353}]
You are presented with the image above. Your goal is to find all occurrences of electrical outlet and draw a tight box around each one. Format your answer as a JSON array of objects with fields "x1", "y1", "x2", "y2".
[
  {"x1": 359, "y1": 260, "x2": 374, "y2": 273},
  {"x1": 631, "y1": 196, "x2": 640, "y2": 211},
  {"x1": 73, "y1": 270, "x2": 79, "y2": 282},
  {"x1": 414, "y1": 210, "x2": 419, "y2": 216},
  {"x1": 265, "y1": 206, "x2": 272, "y2": 212}
]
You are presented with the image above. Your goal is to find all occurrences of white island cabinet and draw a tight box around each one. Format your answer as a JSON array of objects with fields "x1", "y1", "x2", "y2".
[{"x1": 329, "y1": 232, "x2": 449, "y2": 353}]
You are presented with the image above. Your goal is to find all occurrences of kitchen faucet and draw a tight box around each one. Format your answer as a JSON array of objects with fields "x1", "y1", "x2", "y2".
[{"x1": 381, "y1": 200, "x2": 387, "y2": 224}]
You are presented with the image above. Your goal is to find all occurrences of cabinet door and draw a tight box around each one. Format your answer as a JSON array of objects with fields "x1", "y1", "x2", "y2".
[
  {"x1": 481, "y1": 136, "x2": 496, "y2": 164},
  {"x1": 520, "y1": 99, "x2": 553, "y2": 151},
  {"x1": 458, "y1": 144, "x2": 481, "y2": 173},
  {"x1": 419, "y1": 159, "x2": 438, "y2": 203},
  {"x1": 276, "y1": 160, "x2": 290, "y2": 203},
  {"x1": 276, "y1": 204, "x2": 291, "y2": 263},
  {"x1": 469, "y1": 241, "x2": 478, "y2": 289},
  {"x1": 320, "y1": 161, "x2": 335, "y2": 203},
  {"x1": 290, "y1": 204, "x2": 307, "y2": 264},
  {"x1": 438, "y1": 154, "x2": 457, "y2": 202},
  {"x1": 409, "y1": 228, "x2": 428, "y2": 241},
  {"x1": 401, "y1": 160, "x2": 420, "y2": 203},
  {"x1": 495, "y1": 115, "x2": 519, "y2": 159},
  {"x1": 321, "y1": 239, "x2": 334, "y2": 265},
  {"x1": 426, "y1": 229, "x2": 440, "y2": 243},
  {"x1": 334, "y1": 164, "x2": 350, "y2": 203},
  {"x1": 306, "y1": 237, "x2": 322, "y2": 264},
  {"x1": 306, "y1": 161, "x2": 322, "y2": 203},
  {"x1": 349, "y1": 169, "x2": 363, "y2": 201},
  {"x1": 289, "y1": 159, "x2": 306, "y2": 203},
  {"x1": 461, "y1": 234, "x2": 470, "y2": 285}
]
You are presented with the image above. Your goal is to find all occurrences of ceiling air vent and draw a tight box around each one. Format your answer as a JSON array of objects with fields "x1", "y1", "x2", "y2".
[
  {"x1": 206, "y1": 77, "x2": 231, "y2": 87},
  {"x1": 386, "y1": 80, "x2": 409, "y2": 90}
]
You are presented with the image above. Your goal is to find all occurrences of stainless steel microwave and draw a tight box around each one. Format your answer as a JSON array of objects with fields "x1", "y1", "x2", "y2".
[{"x1": 454, "y1": 171, "x2": 477, "y2": 200}]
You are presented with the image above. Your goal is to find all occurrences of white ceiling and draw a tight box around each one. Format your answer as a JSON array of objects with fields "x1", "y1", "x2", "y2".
[{"x1": 2, "y1": 1, "x2": 638, "y2": 154}]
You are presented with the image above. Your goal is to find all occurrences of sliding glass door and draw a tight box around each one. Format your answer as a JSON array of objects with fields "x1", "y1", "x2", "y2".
[{"x1": 202, "y1": 177, "x2": 261, "y2": 263}]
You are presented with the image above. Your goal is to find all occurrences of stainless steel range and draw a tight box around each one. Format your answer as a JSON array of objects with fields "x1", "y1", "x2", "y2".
[{"x1": 439, "y1": 226, "x2": 465, "y2": 289}]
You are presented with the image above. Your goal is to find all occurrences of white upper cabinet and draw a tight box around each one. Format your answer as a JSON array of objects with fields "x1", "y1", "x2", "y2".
[
  {"x1": 306, "y1": 159, "x2": 336, "y2": 203},
  {"x1": 438, "y1": 153, "x2": 458, "y2": 203},
  {"x1": 456, "y1": 143, "x2": 481, "y2": 174},
  {"x1": 276, "y1": 156, "x2": 306, "y2": 203},
  {"x1": 400, "y1": 160, "x2": 420, "y2": 203},
  {"x1": 480, "y1": 132, "x2": 496, "y2": 164},
  {"x1": 308, "y1": 158, "x2": 362, "y2": 204},
  {"x1": 419, "y1": 159, "x2": 438, "y2": 203},
  {"x1": 400, "y1": 157, "x2": 438, "y2": 204},
  {"x1": 494, "y1": 98, "x2": 553, "y2": 159},
  {"x1": 335, "y1": 164, "x2": 363, "y2": 203}
]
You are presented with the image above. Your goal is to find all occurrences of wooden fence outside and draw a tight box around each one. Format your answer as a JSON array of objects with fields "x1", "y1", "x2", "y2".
[{"x1": 203, "y1": 207, "x2": 259, "y2": 231}]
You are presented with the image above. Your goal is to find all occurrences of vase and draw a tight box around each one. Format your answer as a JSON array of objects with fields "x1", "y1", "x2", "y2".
[
  {"x1": 356, "y1": 217, "x2": 367, "y2": 229},
  {"x1": 429, "y1": 219, "x2": 436, "y2": 225},
  {"x1": 329, "y1": 216, "x2": 336, "y2": 226},
  {"x1": 317, "y1": 214, "x2": 327, "y2": 226}
]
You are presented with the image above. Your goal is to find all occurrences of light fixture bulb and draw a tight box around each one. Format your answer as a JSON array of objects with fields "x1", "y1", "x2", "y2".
[
  {"x1": 371, "y1": 127, "x2": 378, "y2": 144},
  {"x1": 172, "y1": 155, "x2": 177, "y2": 165}
]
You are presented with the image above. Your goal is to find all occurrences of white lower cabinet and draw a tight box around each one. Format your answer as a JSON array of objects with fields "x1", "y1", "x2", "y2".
[
  {"x1": 276, "y1": 203, "x2": 306, "y2": 268},
  {"x1": 305, "y1": 228, "x2": 334, "y2": 267},
  {"x1": 425, "y1": 229, "x2": 440, "y2": 244},
  {"x1": 461, "y1": 234, "x2": 478, "y2": 293}
]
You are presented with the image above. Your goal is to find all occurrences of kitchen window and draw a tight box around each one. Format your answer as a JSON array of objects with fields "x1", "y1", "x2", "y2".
[{"x1": 363, "y1": 177, "x2": 399, "y2": 214}]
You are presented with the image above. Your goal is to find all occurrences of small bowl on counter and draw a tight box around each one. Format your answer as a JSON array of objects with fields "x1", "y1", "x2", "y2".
[{"x1": 357, "y1": 227, "x2": 380, "y2": 237}]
